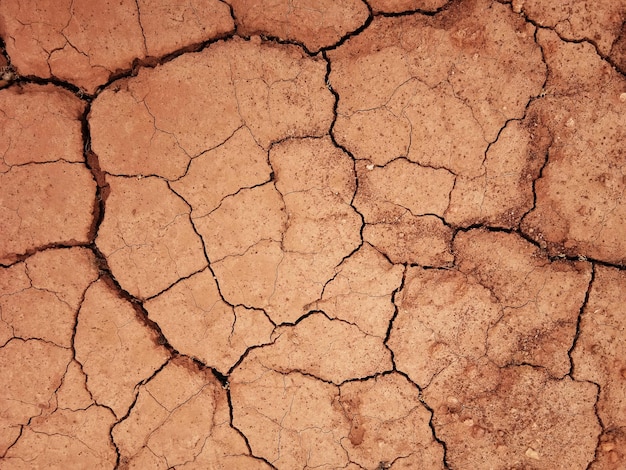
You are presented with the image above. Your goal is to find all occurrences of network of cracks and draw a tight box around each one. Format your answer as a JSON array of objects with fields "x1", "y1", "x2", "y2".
[{"x1": 0, "y1": 0, "x2": 625, "y2": 468}]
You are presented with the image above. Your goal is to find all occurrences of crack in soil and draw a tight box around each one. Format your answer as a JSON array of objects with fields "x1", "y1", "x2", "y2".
[{"x1": 1, "y1": 1, "x2": 624, "y2": 468}]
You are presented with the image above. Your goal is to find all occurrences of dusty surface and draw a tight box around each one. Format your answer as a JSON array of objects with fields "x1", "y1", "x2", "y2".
[{"x1": 0, "y1": 0, "x2": 625, "y2": 468}]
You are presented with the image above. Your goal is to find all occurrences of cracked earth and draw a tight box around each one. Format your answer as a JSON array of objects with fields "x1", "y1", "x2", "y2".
[{"x1": 0, "y1": 0, "x2": 625, "y2": 468}]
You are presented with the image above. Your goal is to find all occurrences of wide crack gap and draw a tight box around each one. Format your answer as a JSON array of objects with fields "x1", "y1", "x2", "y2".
[
  {"x1": 94, "y1": 32, "x2": 237, "y2": 98},
  {"x1": 81, "y1": 105, "x2": 109, "y2": 243},
  {"x1": 373, "y1": 0, "x2": 453, "y2": 18},
  {"x1": 3, "y1": 7, "x2": 619, "y2": 469},
  {"x1": 82, "y1": 91, "x2": 176, "y2": 359},
  {"x1": 0, "y1": 36, "x2": 18, "y2": 89},
  {"x1": 74, "y1": 98, "x2": 158, "y2": 466},
  {"x1": 8, "y1": 72, "x2": 93, "y2": 100},
  {"x1": 80, "y1": 98, "x2": 228, "y2": 467}
]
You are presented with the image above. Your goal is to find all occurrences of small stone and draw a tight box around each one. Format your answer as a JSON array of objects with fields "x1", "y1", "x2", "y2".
[
  {"x1": 620, "y1": 92, "x2": 626, "y2": 102},
  {"x1": 525, "y1": 448, "x2": 540, "y2": 460},
  {"x1": 601, "y1": 442, "x2": 615, "y2": 452}
]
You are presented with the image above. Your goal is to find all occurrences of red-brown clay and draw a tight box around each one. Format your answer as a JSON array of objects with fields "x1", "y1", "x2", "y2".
[
  {"x1": 144, "y1": 268, "x2": 274, "y2": 373},
  {"x1": 315, "y1": 243, "x2": 404, "y2": 337},
  {"x1": 0, "y1": 84, "x2": 84, "y2": 170},
  {"x1": 521, "y1": 29, "x2": 626, "y2": 265},
  {"x1": 0, "y1": 0, "x2": 234, "y2": 93},
  {"x1": 423, "y1": 358, "x2": 600, "y2": 468},
  {"x1": 0, "y1": 162, "x2": 96, "y2": 264},
  {"x1": 510, "y1": 0, "x2": 626, "y2": 56},
  {"x1": 113, "y1": 357, "x2": 269, "y2": 468},
  {"x1": 328, "y1": 0, "x2": 545, "y2": 171},
  {"x1": 572, "y1": 267, "x2": 626, "y2": 469},
  {"x1": 455, "y1": 229, "x2": 592, "y2": 377},
  {"x1": 75, "y1": 279, "x2": 170, "y2": 418},
  {"x1": 369, "y1": 0, "x2": 449, "y2": 13},
  {"x1": 237, "y1": 312, "x2": 392, "y2": 384},
  {"x1": 1, "y1": 1, "x2": 624, "y2": 468},
  {"x1": 95, "y1": 176, "x2": 206, "y2": 300},
  {"x1": 339, "y1": 373, "x2": 445, "y2": 468},
  {"x1": 354, "y1": 158, "x2": 455, "y2": 265},
  {"x1": 228, "y1": 0, "x2": 369, "y2": 52},
  {"x1": 4, "y1": 406, "x2": 117, "y2": 468}
]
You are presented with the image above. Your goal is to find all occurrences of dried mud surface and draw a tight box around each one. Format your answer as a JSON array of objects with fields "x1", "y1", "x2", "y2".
[{"x1": 1, "y1": 0, "x2": 625, "y2": 469}]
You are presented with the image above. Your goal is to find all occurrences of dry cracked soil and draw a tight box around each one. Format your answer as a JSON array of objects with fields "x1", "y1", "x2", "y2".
[{"x1": 0, "y1": 0, "x2": 625, "y2": 469}]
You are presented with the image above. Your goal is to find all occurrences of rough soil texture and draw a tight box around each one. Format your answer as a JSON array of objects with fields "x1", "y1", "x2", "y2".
[{"x1": 0, "y1": 0, "x2": 624, "y2": 469}]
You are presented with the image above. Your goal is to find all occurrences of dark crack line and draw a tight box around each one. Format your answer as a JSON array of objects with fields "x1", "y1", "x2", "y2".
[
  {"x1": 323, "y1": 47, "x2": 367, "y2": 250},
  {"x1": 81, "y1": 97, "x2": 177, "y2": 358},
  {"x1": 373, "y1": 0, "x2": 453, "y2": 18},
  {"x1": 1, "y1": 424, "x2": 24, "y2": 459},
  {"x1": 2, "y1": 7, "x2": 622, "y2": 470},
  {"x1": 394, "y1": 368, "x2": 451, "y2": 469},
  {"x1": 133, "y1": 0, "x2": 148, "y2": 55},
  {"x1": 567, "y1": 263, "x2": 596, "y2": 378},
  {"x1": 235, "y1": 0, "x2": 374, "y2": 56},
  {"x1": 510, "y1": 5, "x2": 626, "y2": 79},
  {"x1": 164, "y1": 180, "x2": 281, "y2": 339},
  {"x1": 10, "y1": 70, "x2": 95, "y2": 100},
  {"x1": 320, "y1": 3, "x2": 374, "y2": 53},
  {"x1": 585, "y1": 380, "x2": 606, "y2": 470},
  {"x1": 225, "y1": 387, "x2": 279, "y2": 470},
  {"x1": 383, "y1": 268, "x2": 453, "y2": 467},
  {"x1": 384, "y1": 266, "x2": 406, "y2": 370},
  {"x1": 515, "y1": 26, "x2": 553, "y2": 237}
]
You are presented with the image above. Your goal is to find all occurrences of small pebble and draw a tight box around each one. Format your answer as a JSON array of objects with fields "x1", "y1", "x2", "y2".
[
  {"x1": 525, "y1": 448, "x2": 540, "y2": 460},
  {"x1": 601, "y1": 442, "x2": 615, "y2": 452}
]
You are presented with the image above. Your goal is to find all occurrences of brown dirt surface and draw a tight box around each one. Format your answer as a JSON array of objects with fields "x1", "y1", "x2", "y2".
[{"x1": 1, "y1": 0, "x2": 624, "y2": 469}]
